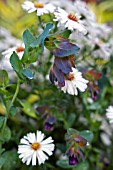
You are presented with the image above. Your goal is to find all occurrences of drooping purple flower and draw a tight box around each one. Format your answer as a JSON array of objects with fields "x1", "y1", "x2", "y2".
[
  {"x1": 44, "y1": 115, "x2": 56, "y2": 131},
  {"x1": 92, "y1": 90, "x2": 98, "y2": 101},
  {"x1": 69, "y1": 155, "x2": 79, "y2": 165},
  {"x1": 44, "y1": 122, "x2": 53, "y2": 131},
  {"x1": 49, "y1": 55, "x2": 76, "y2": 88}
]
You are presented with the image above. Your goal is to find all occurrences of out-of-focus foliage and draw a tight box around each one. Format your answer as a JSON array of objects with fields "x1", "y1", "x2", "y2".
[
  {"x1": 90, "y1": 0, "x2": 113, "y2": 23},
  {"x1": 0, "y1": 0, "x2": 37, "y2": 38}
]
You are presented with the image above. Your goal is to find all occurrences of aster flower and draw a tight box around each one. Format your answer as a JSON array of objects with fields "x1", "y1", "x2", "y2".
[
  {"x1": 22, "y1": 0, "x2": 55, "y2": 16},
  {"x1": 106, "y1": 106, "x2": 113, "y2": 123},
  {"x1": 2, "y1": 43, "x2": 25, "y2": 59},
  {"x1": 54, "y1": 7, "x2": 87, "y2": 35},
  {"x1": 18, "y1": 130, "x2": 55, "y2": 166},
  {"x1": 73, "y1": 0, "x2": 96, "y2": 22},
  {"x1": 61, "y1": 67, "x2": 89, "y2": 95}
]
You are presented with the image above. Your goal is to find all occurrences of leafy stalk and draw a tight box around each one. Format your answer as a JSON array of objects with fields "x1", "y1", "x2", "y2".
[{"x1": 2, "y1": 78, "x2": 20, "y2": 133}]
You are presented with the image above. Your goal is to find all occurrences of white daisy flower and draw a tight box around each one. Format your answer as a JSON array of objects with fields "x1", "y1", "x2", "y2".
[
  {"x1": 54, "y1": 7, "x2": 87, "y2": 35},
  {"x1": 18, "y1": 130, "x2": 55, "y2": 166},
  {"x1": 61, "y1": 67, "x2": 89, "y2": 95},
  {"x1": 2, "y1": 43, "x2": 25, "y2": 60},
  {"x1": 92, "y1": 38, "x2": 111, "y2": 59},
  {"x1": 106, "y1": 106, "x2": 113, "y2": 123},
  {"x1": 22, "y1": 0, "x2": 56, "y2": 16}
]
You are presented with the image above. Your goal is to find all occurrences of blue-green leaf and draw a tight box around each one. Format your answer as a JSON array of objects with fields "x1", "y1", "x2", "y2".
[
  {"x1": 30, "y1": 23, "x2": 53, "y2": 51},
  {"x1": 10, "y1": 52, "x2": 24, "y2": 79},
  {"x1": 56, "y1": 159, "x2": 74, "y2": 169},
  {"x1": 22, "y1": 68, "x2": 34, "y2": 79},
  {"x1": 22, "y1": 29, "x2": 35, "y2": 62}
]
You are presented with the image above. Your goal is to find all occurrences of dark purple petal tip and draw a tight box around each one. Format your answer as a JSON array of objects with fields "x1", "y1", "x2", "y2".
[
  {"x1": 69, "y1": 155, "x2": 79, "y2": 166},
  {"x1": 44, "y1": 122, "x2": 53, "y2": 131}
]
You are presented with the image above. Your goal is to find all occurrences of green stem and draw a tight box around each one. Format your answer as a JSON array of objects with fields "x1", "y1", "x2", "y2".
[{"x1": 2, "y1": 79, "x2": 20, "y2": 132}]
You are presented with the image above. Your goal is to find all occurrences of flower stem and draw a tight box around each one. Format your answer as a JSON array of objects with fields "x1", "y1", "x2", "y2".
[{"x1": 2, "y1": 78, "x2": 20, "y2": 133}]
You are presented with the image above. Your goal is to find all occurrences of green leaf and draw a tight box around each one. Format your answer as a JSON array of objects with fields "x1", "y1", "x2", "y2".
[
  {"x1": 22, "y1": 29, "x2": 35, "y2": 62},
  {"x1": 67, "y1": 113, "x2": 76, "y2": 127},
  {"x1": 30, "y1": 22, "x2": 53, "y2": 51},
  {"x1": 23, "y1": 29, "x2": 35, "y2": 52},
  {"x1": 0, "y1": 116, "x2": 5, "y2": 128},
  {"x1": 56, "y1": 159, "x2": 89, "y2": 169},
  {"x1": 10, "y1": 106, "x2": 17, "y2": 116},
  {"x1": 0, "y1": 150, "x2": 18, "y2": 170},
  {"x1": 0, "y1": 126, "x2": 11, "y2": 143},
  {"x1": 22, "y1": 68, "x2": 34, "y2": 79},
  {"x1": 56, "y1": 29, "x2": 72, "y2": 38},
  {"x1": 10, "y1": 52, "x2": 24, "y2": 80},
  {"x1": 21, "y1": 101, "x2": 37, "y2": 119},
  {"x1": 67, "y1": 128, "x2": 79, "y2": 135},
  {"x1": 79, "y1": 130, "x2": 94, "y2": 143},
  {"x1": 87, "y1": 102, "x2": 101, "y2": 110},
  {"x1": 75, "y1": 162, "x2": 89, "y2": 170},
  {"x1": 56, "y1": 159, "x2": 77, "y2": 169},
  {"x1": 0, "y1": 70, "x2": 9, "y2": 87}
]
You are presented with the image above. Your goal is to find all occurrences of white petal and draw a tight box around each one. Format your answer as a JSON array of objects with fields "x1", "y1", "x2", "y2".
[
  {"x1": 36, "y1": 131, "x2": 45, "y2": 143},
  {"x1": 32, "y1": 152, "x2": 37, "y2": 166},
  {"x1": 26, "y1": 156, "x2": 32, "y2": 165},
  {"x1": 24, "y1": 133, "x2": 36, "y2": 143},
  {"x1": 37, "y1": 150, "x2": 48, "y2": 165},
  {"x1": 41, "y1": 137, "x2": 53, "y2": 145},
  {"x1": 20, "y1": 138, "x2": 30, "y2": 145}
]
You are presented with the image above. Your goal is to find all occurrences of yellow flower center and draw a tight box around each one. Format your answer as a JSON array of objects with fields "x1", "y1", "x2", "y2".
[
  {"x1": 34, "y1": 2, "x2": 44, "y2": 8},
  {"x1": 68, "y1": 13, "x2": 78, "y2": 22},
  {"x1": 66, "y1": 72, "x2": 75, "y2": 81},
  {"x1": 31, "y1": 142, "x2": 40, "y2": 150},
  {"x1": 16, "y1": 46, "x2": 24, "y2": 53}
]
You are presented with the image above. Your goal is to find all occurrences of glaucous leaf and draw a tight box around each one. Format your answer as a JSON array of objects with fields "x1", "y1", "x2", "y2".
[
  {"x1": 22, "y1": 68, "x2": 34, "y2": 79},
  {"x1": 10, "y1": 52, "x2": 24, "y2": 80},
  {"x1": 30, "y1": 23, "x2": 53, "y2": 51}
]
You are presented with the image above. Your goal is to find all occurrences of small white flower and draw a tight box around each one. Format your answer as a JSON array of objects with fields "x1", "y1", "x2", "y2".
[
  {"x1": 73, "y1": 0, "x2": 96, "y2": 22},
  {"x1": 61, "y1": 67, "x2": 89, "y2": 95},
  {"x1": 54, "y1": 7, "x2": 87, "y2": 35},
  {"x1": 2, "y1": 43, "x2": 25, "y2": 60},
  {"x1": 106, "y1": 106, "x2": 113, "y2": 123},
  {"x1": 18, "y1": 130, "x2": 55, "y2": 166},
  {"x1": 92, "y1": 38, "x2": 111, "y2": 59},
  {"x1": 22, "y1": 0, "x2": 55, "y2": 16}
]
